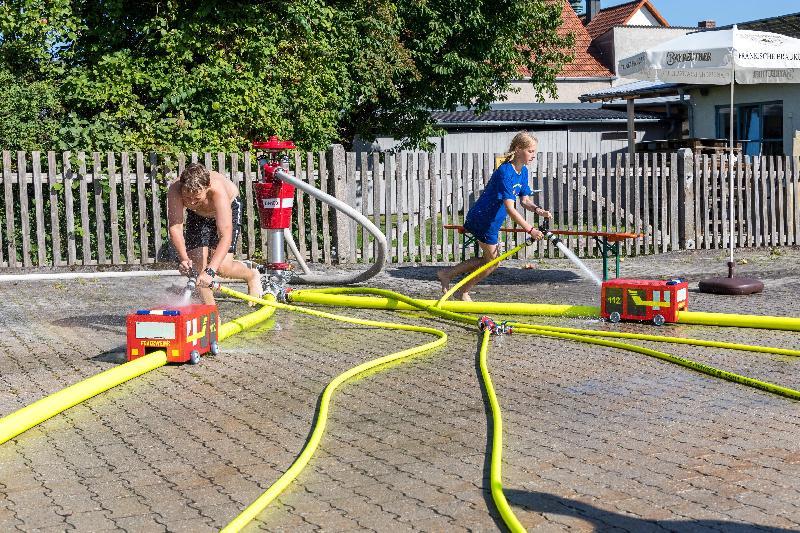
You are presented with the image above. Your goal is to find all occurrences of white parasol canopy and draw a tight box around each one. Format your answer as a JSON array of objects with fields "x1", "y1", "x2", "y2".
[
  {"x1": 619, "y1": 25, "x2": 800, "y2": 84},
  {"x1": 618, "y1": 25, "x2": 800, "y2": 266}
]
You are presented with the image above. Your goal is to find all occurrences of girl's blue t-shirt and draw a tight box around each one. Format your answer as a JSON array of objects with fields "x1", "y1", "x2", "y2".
[{"x1": 464, "y1": 162, "x2": 532, "y2": 243}]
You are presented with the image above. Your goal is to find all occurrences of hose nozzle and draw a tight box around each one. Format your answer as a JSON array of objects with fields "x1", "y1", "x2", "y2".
[
  {"x1": 186, "y1": 268, "x2": 198, "y2": 291},
  {"x1": 538, "y1": 219, "x2": 562, "y2": 246}
]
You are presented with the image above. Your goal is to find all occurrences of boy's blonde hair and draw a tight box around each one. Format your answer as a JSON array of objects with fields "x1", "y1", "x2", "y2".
[
  {"x1": 179, "y1": 163, "x2": 211, "y2": 192},
  {"x1": 502, "y1": 131, "x2": 538, "y2": 163}
]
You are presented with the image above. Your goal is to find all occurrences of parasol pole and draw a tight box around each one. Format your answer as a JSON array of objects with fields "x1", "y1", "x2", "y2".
[{"x1": 729, "y1": 32, "x2": 736, "y2": 267}]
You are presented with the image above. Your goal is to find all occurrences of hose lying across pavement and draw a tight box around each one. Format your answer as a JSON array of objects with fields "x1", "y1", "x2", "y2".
[
  {"x1": 216, "y1": 285, "x2": 447, "y2": 533},
  {"x1": 3, "y1": 245, "x2": 799, "y2": 532},
  {"x1": 0, "y1": 298, "x2": 278, "y2": 446},
  {"x1": 212, "y1": 275, "x2": 800, "y2": 531}
]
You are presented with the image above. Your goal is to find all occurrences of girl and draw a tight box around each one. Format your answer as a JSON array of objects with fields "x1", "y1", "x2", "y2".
[{"x1": 437, "y1": 131, "x2": 551, "y2": 301}]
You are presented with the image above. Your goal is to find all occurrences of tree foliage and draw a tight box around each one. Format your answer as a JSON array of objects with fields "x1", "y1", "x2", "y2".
[{"x1": 0, "y1": 0, "x2": 572, "y2": 152}]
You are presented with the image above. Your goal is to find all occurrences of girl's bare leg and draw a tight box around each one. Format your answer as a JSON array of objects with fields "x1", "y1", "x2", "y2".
[
  {"x1": 457, "y1": 242, "x2": 499, "y2": 300},
  {"x1": 437, "y1": 257, "x2": 484, "y2": 293}
]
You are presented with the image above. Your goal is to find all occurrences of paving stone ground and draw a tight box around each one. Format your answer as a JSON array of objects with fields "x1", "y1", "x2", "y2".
[{"x1": 1, "y1": 246, "x2": 799, "y2": 532}]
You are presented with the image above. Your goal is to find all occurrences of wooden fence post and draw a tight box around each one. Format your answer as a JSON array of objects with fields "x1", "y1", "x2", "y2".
[
  {"x1": 328, "y1": 144, "x2": 350, "y2": 264},
  {"x1": 677, "y1": 148, "x2": 695, "y2": 250}
]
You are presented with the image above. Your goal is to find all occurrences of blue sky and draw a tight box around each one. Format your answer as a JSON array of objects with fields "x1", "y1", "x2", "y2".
[{"x1": 599, "y1": 0, "x2": 799, "y2": 28}]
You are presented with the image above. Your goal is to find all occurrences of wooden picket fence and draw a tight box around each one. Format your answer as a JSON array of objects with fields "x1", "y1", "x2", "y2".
[{"x1": 0, "y1": 148, "x2": 798, "y2": 269}]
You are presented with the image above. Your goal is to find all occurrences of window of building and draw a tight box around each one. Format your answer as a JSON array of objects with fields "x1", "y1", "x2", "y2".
[{"x1": 716, "y1": 101, "x2": 783, "y2": 156}]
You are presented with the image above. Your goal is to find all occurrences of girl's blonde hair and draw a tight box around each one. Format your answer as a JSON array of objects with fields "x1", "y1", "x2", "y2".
[{"x1": 502, "y1": 131, "x2": 538, "y2": 163}]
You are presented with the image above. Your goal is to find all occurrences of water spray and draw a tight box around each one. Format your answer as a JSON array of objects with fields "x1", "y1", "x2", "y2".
[{"x1": 537, "y1": 219, "x2": 602, "y2": 286}]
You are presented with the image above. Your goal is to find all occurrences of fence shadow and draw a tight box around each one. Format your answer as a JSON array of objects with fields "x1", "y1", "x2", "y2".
[
  {"x1": 387, "y1": 265, "x2": 582, "y2": 285},
  {"x1": 503, "y1": 489, "x2": 795, "y2": 532}
]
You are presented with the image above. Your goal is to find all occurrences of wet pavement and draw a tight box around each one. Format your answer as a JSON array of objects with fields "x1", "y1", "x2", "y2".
[{"x1": 1, "y1": 247, "x2": 800, "y2": 532}]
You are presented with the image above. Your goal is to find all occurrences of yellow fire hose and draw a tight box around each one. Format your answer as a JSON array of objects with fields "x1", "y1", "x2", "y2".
[
  {"x1": 436, "y1": 242, "x2": 527, "y2": 307},
  {"x1": 293, "y1": 290, "x2": 800, "y2": 333},
  {"x1": 291, "y1": 290, "x2": 597, "y2": 316},
  {"x1": 217, "y1": 286, "x2": 447, "y2": 533},
  {"x1": 291, "y1": 287, "x2": 800, "y2": 359},
  {"x1": 0, "y1": 300, "x2": 277, "y2": 446},
  {"x1": 291, "y1": 284, "x2": 800, "y2": 530},
  {"x1": 478, "y1": 329, "x2": 526, "y2": 533}
]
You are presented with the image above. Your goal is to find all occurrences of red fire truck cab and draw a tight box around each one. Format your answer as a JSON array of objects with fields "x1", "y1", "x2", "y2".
[
  {"x1": 600, "y1": 279, "x2": 688, "y2": 326},
  {"x1": 126, "y1": 305, "x2": 220, "y2": 364}
]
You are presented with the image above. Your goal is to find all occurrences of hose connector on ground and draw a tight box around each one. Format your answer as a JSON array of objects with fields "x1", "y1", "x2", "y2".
[{"x1": 478, "y1": 316, "x2": 513, "y2": 336}]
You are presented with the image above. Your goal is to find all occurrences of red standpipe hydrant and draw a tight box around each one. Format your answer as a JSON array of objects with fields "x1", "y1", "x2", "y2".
[{"x1": 253, "y1": 136, "x2": 297, "y2": 272}]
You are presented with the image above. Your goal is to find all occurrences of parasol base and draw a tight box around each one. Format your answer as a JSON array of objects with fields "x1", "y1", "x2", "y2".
[{"x1": 697, "y1": 261, "x2": 764, "y2": 295}]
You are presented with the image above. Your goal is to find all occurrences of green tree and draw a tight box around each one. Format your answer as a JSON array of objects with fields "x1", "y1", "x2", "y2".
[
  {"x1": 2, "y1": 1, "x2": 572, "y2": 151},
  {"x1": 339, "y1": 0, "x2": 573, "y2": 147},
  {"x1": 0, "y1": 0, "x2": 76, "y2": 149}
]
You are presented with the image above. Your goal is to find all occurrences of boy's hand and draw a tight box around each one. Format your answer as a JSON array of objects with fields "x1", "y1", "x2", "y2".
[
  {"x1": 178, "y1": 259, "x2": 193, "y2": 276},
  {"x1": 536, "y1": 207, "x2": 552, "y2": 219},
  {"x1": 197, "y1": 271, "x2": 214, "y2": 288}
]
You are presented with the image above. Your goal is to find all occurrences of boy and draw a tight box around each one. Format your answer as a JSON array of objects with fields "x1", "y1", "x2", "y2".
[{"x1": 167, "y1": 163, "x2": 261, "y2": 304}]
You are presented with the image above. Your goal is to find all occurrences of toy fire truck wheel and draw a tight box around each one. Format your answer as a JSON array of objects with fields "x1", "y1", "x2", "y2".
[
  {"x1": 653, "y1": 314, "x2": 666, "y2": 326},
  {"x1": 210, "y1": 341, "x2": 219, "y2": 356},
  {"x1": 189, "y1": 350, "x2": 201, "y2": 365},
  {"x1": 609, "y1": 311, "x2": 621, "y2": 323}
]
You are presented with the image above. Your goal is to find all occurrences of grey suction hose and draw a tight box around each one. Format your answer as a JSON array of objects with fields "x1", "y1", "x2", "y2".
[
  {"x1": 283, "y1": 228, "x2": 312, "y2": 275},
  {"x1": 273, "y1": 168, "x2": 387, "y2": 285}
]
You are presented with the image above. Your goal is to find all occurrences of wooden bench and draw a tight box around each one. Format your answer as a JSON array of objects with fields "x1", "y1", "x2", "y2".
[{"x1": 443, "y1": 224, "x2": 642, "y2": 280}]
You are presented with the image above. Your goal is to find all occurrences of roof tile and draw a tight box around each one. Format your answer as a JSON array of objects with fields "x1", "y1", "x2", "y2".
[
  {"x1": 586, "y1": 0, "x2": 668, "y2": 40},
  {"x1": 432, "y1": 108, "x2": 663, "y2": 124},
  {"x1": 551, "y1": 0, "x2": 613, "y2": 78}
]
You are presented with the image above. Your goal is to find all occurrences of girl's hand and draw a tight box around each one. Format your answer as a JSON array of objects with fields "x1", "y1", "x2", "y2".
[{"x1": 527, "y1": 227, "x2": 544, "y2": 240}]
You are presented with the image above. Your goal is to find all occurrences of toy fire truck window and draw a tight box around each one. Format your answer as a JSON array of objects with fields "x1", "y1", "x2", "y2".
[
  {"x1": 677, "y1": 288, "x2": 687, "y2": 302},
  {"x1": 626, "y1": 289, "x2": 647, "y2": 317},
  {"x1": 135, "y1": 321, "x2": 176, "y2": 340}
]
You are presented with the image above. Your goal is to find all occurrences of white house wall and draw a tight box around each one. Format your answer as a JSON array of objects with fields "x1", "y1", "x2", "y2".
[
  {"x1": 506, "y1": 79, "x2": 613, "y2": 103},
  {"x1": 689, "y1": 84, "x2": 800, "y2": 156},
  {"x1": 627, "y1": 9, "x2": 661, "y2": 27}
]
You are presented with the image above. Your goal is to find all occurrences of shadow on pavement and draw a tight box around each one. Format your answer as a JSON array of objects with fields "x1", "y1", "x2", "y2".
[
  {"x1": 52, "y1": 314, "x2": 126, "y2": 336},
  {"x1": 52, "y1": 314, "x2": 128, "y2": 363},
  {"x1": 504, "y1": 489, "x2": 795, "y2": 532},
  {"x1": 388, "y1": 265, "x2": 582, "y2": 285}
]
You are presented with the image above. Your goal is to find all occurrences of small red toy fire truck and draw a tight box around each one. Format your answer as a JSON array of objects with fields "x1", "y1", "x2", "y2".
[
  {"x1": 600, "y1": 278, "x2": 688, "y2": 326},
  {"x1": 126, "y1": 305, "x2": 220, "y2": 364}
]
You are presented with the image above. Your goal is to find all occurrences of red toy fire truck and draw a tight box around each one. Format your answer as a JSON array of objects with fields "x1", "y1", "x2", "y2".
[
  {"x1": 126, "y1": 305, "x2": 220, "y2": 364},
  {"x1": 600, "y1": 278, "x2": 688, "y2": 326}
]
